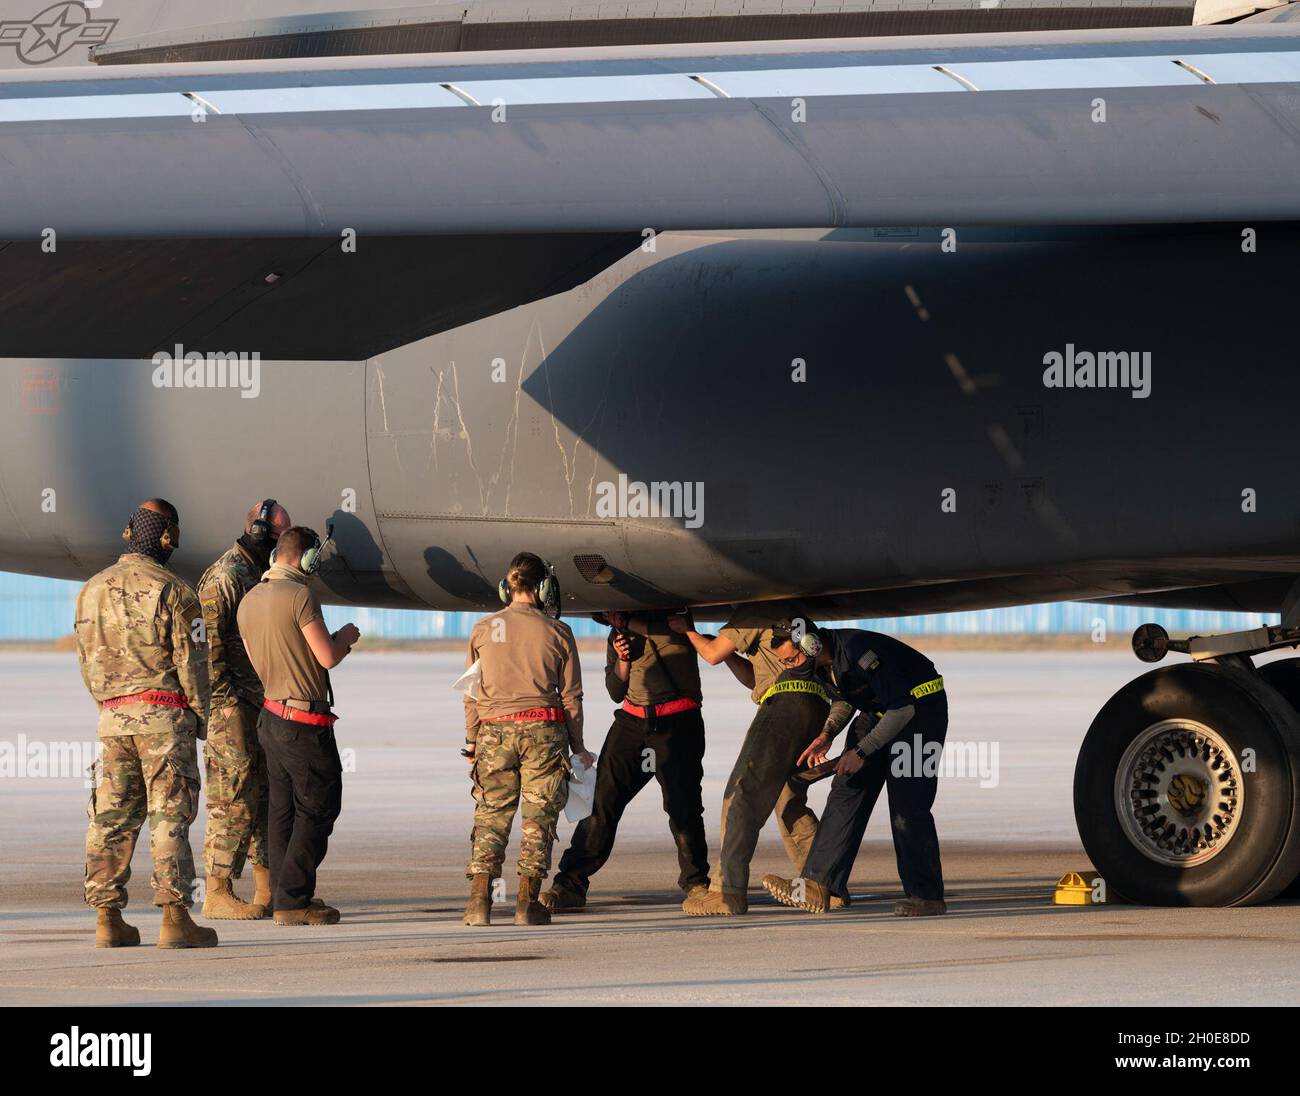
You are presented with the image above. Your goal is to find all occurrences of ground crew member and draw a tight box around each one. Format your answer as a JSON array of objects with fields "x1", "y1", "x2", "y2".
[
  {"x1": 671, "y1": 602, "x2": 842, "y2": 915},
  {"x1": 763, "y1": 627, "x2": 949, "y2": 916},
  {"x1": 76, "y1": 499, "x2": 217, "y2": 949},
  {"x1": 198, "y1": 498, "x2": 291, "y2": 920},
  {"x1": 462, "y1": 552, "x2": 594, "y2": 927},
  {"x1": 543, "y1": 610, "x2": 710, "y2": 913},
  {"x1": 238, "y1": 526, "x2": 359, "y2": 925}
]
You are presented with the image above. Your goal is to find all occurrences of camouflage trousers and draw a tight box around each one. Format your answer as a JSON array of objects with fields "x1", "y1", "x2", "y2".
[
  {"x1": 467, "y1": 720, "x2": 570, "y2": 879},
  {"x1": 202, "y1": 700, "x2": 268, "y2": 878},
  {"x1": 85, "y1": 729, "x2": 201, "y2": 909}
]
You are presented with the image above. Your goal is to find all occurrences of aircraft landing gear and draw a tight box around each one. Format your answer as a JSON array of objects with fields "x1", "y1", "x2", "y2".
[{"x1": 1073, "y1": 623, "x2": 1300, "y2": 906}]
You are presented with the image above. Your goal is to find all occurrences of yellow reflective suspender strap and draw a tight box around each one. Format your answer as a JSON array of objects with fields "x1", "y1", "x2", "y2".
[
  {"x1": 910, "y1": 676, "x2": 944, "y2": 699},
  {"x1": 759, "y1": 679, "x2": 831, "y2": 705}
]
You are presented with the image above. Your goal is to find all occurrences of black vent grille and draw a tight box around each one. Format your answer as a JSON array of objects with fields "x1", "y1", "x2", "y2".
[{"x1": 574, "y1": 554, "x2": 613, "y2": 585}]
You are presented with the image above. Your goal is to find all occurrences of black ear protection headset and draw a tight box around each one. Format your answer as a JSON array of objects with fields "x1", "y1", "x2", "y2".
[
  {"x1": 499, "y1": 558, "x2": 561, "y2": 618},
  {"x1": 122, "y1": 513, "x2": 179, "y2": 551},
  {"x1": 247, "y1": 498, "x2": 278, "y2": 547}
]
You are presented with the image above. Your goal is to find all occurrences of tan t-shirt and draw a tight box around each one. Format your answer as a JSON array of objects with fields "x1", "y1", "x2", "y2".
[
  {"x1": 719, "y1": 599, "x2": 814, "y2": 705},
  {"x1": 464, "y1": 602, "x2": 583, "y2": 743},
  {"x1": 236, "y1": 566, "x2": 330, "y2": 707}
]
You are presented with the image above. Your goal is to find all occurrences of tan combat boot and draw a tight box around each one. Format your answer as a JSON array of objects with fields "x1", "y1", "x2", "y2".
[
  {"x1": 540, "y1": 881, "x2": 585, "y2": 913},
  {"x1": 515, "y1": 876, "x2": 551, "y2": 926},
  {"x1": 762, "y1": 874, "x2": 799, "y2": 908},
  {"x1": 251, "y1": 865, "x2": 272, "y2": 917},
  {"x1": 761, "y1": 874, "x2": 829, "y2": 913},
  {"x1": 201, "y1": 877, "x2": 263, "y2": 920},
  {"x1": 464, "y1": 874, "x2": 492, "y2": 926},
  {"x1": 274, "y1": 902, "x2": 341, "y2": 925},
  {"x1": 95, "y1": 907, "x2": 140, "y2": 948},
  {"x1": 158, "y1": 904, "x2": 219, "y2": 949},
  {"x1": 683, "y1": 888, "x2": 748, "y2": 916},
  {"x1": 894, "y1": 896, "x2": 947, "y2": 917},
  {"x1": 830, "y1": 892, "x2": 852, "y2": 910}
]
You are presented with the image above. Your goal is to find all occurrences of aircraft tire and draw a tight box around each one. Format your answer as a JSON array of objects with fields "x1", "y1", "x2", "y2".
[
  {"x1": 1256, "y1": 658, "x2": 1300, "y2": 898},
  {"x1": 1074, "y1": 662, "x2": 1300, "y2": 906}
]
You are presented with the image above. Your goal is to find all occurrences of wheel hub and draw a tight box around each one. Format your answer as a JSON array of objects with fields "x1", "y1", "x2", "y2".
[{"x1": 1114, "y1": 719, "x2": 1243, "y2": 868}]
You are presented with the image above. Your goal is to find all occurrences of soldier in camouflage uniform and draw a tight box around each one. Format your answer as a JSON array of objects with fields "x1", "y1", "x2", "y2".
[
  {"x1": 469, "y1": 720, "x2": 573, "y2": 878},
  {"x1": 462, "y1": 552, "x2": 594, "y2": 927},
  {"x1": 76, "y1": 499, "x2": 218, "y2": 949},
  {"x1": 197, "y1": 500, "x2": 291, "y2": 920}
]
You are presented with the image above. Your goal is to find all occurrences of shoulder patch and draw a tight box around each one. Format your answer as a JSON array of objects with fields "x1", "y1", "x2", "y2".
[{"x1": 857, "y1": 649, "x2": 880, "y2": 672}]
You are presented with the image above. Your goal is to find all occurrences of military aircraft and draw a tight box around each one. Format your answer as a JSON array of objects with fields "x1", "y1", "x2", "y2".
[{"x1": 4, "y1": 0, "x2": 1300, "y2": 908}]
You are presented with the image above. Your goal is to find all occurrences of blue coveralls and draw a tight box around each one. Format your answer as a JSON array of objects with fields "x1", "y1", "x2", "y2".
[{"x1": 801, "y1": 629, "x2": 948, "y2": 901}]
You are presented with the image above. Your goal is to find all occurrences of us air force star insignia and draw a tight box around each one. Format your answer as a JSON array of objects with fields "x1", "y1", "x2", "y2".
[{"x1": 0, "y1": 2, "x2": 117, "y2": 65}]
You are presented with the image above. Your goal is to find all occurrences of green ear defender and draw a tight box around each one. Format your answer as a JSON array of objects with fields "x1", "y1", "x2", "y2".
[
  {"x1": 271, "y1": 523, "x2": 333, "y2": 575},
  {"x1": 499, "y1": 559, "x2": 561, "y2": 618},
  {"x1": 538, "y1": 564, "x2": 559, "y2": 616},
  {"x1": 298, "y1": 538, "x2": 322, "y2": 575},
  {"x1": 783, "y1": 617, "x2": 821, "y2": 658},
  {"x1": 300, "y1": 524, "x2": 334, "y2": 575}
]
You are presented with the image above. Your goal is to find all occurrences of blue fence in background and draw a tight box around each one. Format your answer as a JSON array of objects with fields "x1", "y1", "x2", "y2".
[{"x1": 0, "y1": 570, "x2": 1275, "y2": 641}]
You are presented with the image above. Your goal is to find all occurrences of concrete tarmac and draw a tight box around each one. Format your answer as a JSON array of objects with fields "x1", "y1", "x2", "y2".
[{"x1": 2, "y1": 648, "x2": 1299, "y2": 1006}]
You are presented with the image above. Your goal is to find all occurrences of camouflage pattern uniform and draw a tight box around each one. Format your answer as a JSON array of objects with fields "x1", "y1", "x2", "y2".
[
  {"x1": 469, "y1": 720, "x2": 570, "y2": 878},
  {"x1": 197, "y1": 543, "x2": 268, "y2": 880},
  {"x1": 76, "y1": 553, "x2": 210, "y2": 909}
]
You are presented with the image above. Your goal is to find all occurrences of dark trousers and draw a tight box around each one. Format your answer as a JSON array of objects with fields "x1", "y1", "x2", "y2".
[
  {"x1": 802, "y1": 694, "x2": 948, "y2": 901},
  {"x1": 256, "y1": 708, "x2": 343, "y2": 911},
  {"x1": 554, "y1": 706, "x2": 709, "y2": 896}
]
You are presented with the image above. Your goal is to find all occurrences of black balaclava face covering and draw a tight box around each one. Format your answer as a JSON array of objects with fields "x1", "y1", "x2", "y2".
[
  {"x1": 237, "y1": 531, "x2": 273, "y2": 568},
  {"x1": 124, "y1": 507, "x2": 176, "y2": 565}
]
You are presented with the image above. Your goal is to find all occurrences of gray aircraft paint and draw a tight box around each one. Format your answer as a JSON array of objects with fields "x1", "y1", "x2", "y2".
[
  {"x1": 4, "y1": 228, "x2": 1299, "y2": 620},
  {"x1": 4, "y1": 27, "x2": 1300, "y2": 242},
  {"x1": 3, "y1": 19, "x2": 1300, "y2": 621},
  {"x1": 0, "y1": 0, "x2": 1231, "y2": 76}
]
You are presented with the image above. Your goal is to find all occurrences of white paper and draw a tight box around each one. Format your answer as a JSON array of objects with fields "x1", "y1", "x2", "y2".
[
  {"x1": 564, "y1": 753, "x2": 597, "y2": 823},
  {"x1": 451, "y1": 659, "x2": 481, "y2": 700}
]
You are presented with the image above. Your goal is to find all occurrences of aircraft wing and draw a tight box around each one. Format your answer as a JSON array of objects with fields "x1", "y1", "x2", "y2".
[
  {"x1": 4, "y1": 23, "x2": 1300, "y2": 237},
  {"x1": 3, "y1": 22, "x2": 1300, "y2": 357}
]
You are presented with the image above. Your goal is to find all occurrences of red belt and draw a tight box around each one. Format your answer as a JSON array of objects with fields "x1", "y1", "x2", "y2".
[
  {"x1": 496, "y1": 707, "x2": 566, "y2": 723},
  {"x1": 264, "y1": 699, "x2": 337, "y2": 727},
  {"x1": 102, "y1": 690, "x2": 189, "y2": 710},
  {"x1": 623, "y1": 697, "x2": 700, "y2": 719}
]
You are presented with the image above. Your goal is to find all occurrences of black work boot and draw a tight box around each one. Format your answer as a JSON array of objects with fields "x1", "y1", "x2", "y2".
[
  {"x1": 515, "y1": 876, "x2": 551, "y2": 925},
  {"x1": 540, "y1": 881, "x2": 586, "y2": 912},
  {"x1": 895, "y1": 896, "x2": 947, "y2": 917}
]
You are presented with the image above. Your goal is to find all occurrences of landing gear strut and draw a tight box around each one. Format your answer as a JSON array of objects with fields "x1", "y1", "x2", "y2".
[{"x1": 1073, "y1": 623, "x2": 1300, "y2": 906}]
